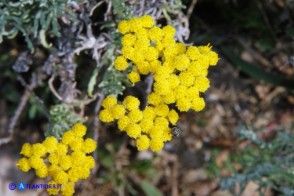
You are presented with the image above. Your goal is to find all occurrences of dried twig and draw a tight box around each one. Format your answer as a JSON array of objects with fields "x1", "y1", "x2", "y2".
[
  {"x1": 49, "y1": 75, "x2": 63, "y2": 101},
  {"x1": 187, "y1": 0, "x2": 197, "y2": 19},
  {"x1": 0, "y1": 77, "x2": 36, "y2": 146}
]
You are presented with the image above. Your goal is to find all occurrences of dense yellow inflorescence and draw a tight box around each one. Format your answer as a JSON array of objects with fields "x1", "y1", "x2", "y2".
[
  {"x1": 17, "y1": 123, "x2": 97, "y2": 196},
  {"x1": 99, "y1": 15, "x2": 219, "y2": 152}
]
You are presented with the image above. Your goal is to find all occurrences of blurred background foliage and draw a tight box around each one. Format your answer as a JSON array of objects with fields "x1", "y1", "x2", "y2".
[{"x1": 0, "y1": 0, "x2": 294, "y2": 195}]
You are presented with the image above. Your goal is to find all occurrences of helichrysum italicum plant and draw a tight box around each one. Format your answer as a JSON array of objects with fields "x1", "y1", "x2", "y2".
[
  {"x1": 99, "y1": 15, "x2": 219, "y2": 152},
  {"x1": 17, "y1": 123, "x2": 97, "y2": 196}
]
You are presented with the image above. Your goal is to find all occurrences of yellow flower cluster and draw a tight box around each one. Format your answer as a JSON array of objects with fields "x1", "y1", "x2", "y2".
[
  {"x1": 100, "y1": 15, "x2": 219, "y2": 152},
  {"x1": 99, "y1": 96, "x2": 176, "y2": 152},
  {"x1": 16, "y1": 123, "x2": 97, "y2": 196}
]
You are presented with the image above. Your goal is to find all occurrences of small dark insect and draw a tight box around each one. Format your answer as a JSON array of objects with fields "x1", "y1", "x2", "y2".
[{"x1": 172, "y1": 127, "x2": 181, "y2": 138}]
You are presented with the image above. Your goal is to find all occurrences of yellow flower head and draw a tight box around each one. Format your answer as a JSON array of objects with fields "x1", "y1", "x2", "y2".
[
  {"x1": 161, "y1": 36, "x2": 176, "y2": 48},
  {"x1": 118, "y1": 20, "x2": 130, "y2": 34},
  {"x1": 163, "y1": 44, "x2": 177, "y2": 59},
  {"x1": 179, "y1": 71, "x2": 195, "y2": 87},
  {"x1": 153, "y1": 80, "x2": 171, "y2": 96},
  {"x1": 68, "y1": 167, "x2": 80, "y2": 183},
  {"x1": 154, "y1": 104, "x2": 169, "y2": 117},
  {"x1": 174, "y1": 85, "x2": 188, "y2": 100},
  {"x1": 167, "y1": 74, "x2": 180, "y2": 89},
  {"x1": 186, "y1": 86, "x2": 199, "y2": 100},
  {"x1": 162, "y1": 92, "x2": 176, "y2": 104},
  {"x1": 191, "y1": 97, "x2": 205, "y2": 111},
  {"x1": 128, "y1": 71, "x2": 141, "y2": 84},
  {"x1": 149, "y1": 126, "x2": 164, "y2": 139},
  {"x1": 186, "y1": 46, "x2": 201, "y2": 61},
  {"x1": 72, "y1": 123, "x2": 87, "y2": 138},
  {"x1": 79, "y1": 167, "x2": 90, "y2": 179},
  {"x1": 153, "y1": 66, "x2": 172, "y2": 81},
  {"x1": 195, "y1": 76, "x2": 210, "y2": 92},
  {"x1": 149, "y1": 60, "x2": 162, "y2": 72},
  {"x1": 61, "y1": 130, "x2": 76, "y2": 145},
  {"x1": 117, "y1": 116, "x2": 131, "y2": 131},
  {"x1": 114, "y1": 56, "x2": 129, "y2": 71},
  {"x1": 134, "y1": 37, "x2": 150, "y2": 49},
  {"x1": 17, "y1": 158, "x2": 31, "y2": 172},
  {"x1": 69, "y1": 137, "x2": 84, "y2": 152},
  {"x1": 149, "y1": 26, "x2": 163, "y2": 41},
  {"x1": 61, "y1": 182, "x2": 75, "y2": 196},
  {"x1": 139, "y1": 118, "x2": 154, "y2": 133},
  {"x1": 20, "y1": 143, "x2": 32, "y2": 157},
  {"x1": 142, "y1": 106, "x2": 156, "y2": 120},
  {"x1": 84, "y1": 156, "x2": 95, "y2": 169},
  {"x1": 29, "y1": 156, "x2": 45, "y2": 169},
  {"x1": 198, "y1": 44, "x2": 212, "y2": 54},
  {"x1": 83, "y1": 138, "x2": 97, "y2": 154},
  {"x1": 136, "y1": 135, "x2": 150, "y2": 151},
  {"x1": 36, "y1": 165, "x2": 48, "y2": 178},
  {"x1": 99, "y1": 109, "x2": 114, "y2": 123},
  {"x1": 128, "y1": 109, "x2": 143, "y2": 123},
  {"x1": 150, "y1": 138, "x2": 164, "y2": 152},
  {"x1": 208, "y1": 51, "x2": 219, "y2": 66},
  {"x1": 121, "y1": 33, "x2": 136, "y2": 47},
  {"x1": 42, "y1": 136, "x2": 58, "y2": 153},
  {"x1": 176, "y1": 98, "x2": 191, "y2": 112},
  {"x1": 167, "y1": 109, "x2": 179, "y2": 125},
  {"x1": 147, "y1": 92, "x2": 162, "y2": 106},
  {"x1": 136, "y1": 61, "x2": 151, "y2": 75},
  {"x1": 126, "y1": 123, "x2": 141, "y2": 139},
  {"x1": 140, "y1": 15, "x2": 154, "y2": 28},
  {"x1": 121, "y1": 46, "x2": 135, "y2": 60},
  {"x1": 111, "y1": 104, "x2": 126, "y2": 119},
  {"x1": 145, "y1": 46, "x2": 159, "y2": 62},
  {"x1": 32, "y1": 143, "x2": 46, "y2": 157},
  {"x1": 53, "y1": 170, "x2": 68, "y2": 184},
  {"x1": 48, "y1": 152, "x2": 59, "y2": 165},
  {"x1": 173, "y1": 54, "x2": 190, "y2": 71},
  {"x1": 129, "y1": 18, "x2": 143, "y2": 32},
  {"x1": 154, "y1": 117, "x2": 169, "y2": 128},
  {"x1": 123, "y1": 96, "x2": 140, "y2": 111},
  {"x1": 175, "y1": 43, "x2": 186, "y2": 54},
  {"x1": 56, "y1": 143, "x2": 68, "y2": 155},
  {"x1": 136, "y1": 28, "x2": 149, "y2": 39},
  {"x1": 101, "y1": 96, "x2": 117, "y2": 109},
  {"x1": 162, "y1": 25, "x2": 176, "y2": 38},
  {"x1": 59, "y1": 155, "x2": 72, "y2": 171},
  {"x1": 70, "y1": 151, "x2": 86, "y2": 166},
  {"x1": 162, "y1": 129, "x2": 172, "y2": 142}
]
